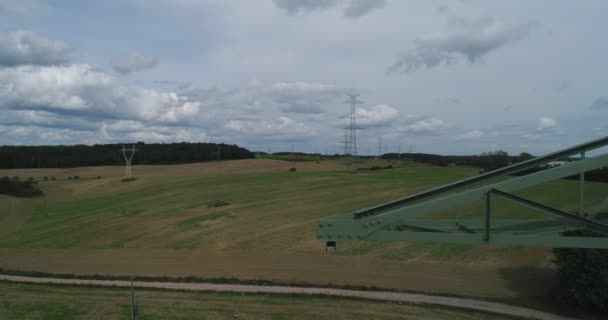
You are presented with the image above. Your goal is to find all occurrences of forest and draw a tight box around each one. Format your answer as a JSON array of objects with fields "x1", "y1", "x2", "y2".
[{"x1": 0, "y1": 142, "x2": 253, "y2": 169}]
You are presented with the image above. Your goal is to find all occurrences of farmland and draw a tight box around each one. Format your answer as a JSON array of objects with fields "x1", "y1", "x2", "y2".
[
  {"x1": 0, "y1": 158, "x2": 606, "y2": 306},
  {"x1": 0, "y1": 281, "x2": 525, "y2": 320}
]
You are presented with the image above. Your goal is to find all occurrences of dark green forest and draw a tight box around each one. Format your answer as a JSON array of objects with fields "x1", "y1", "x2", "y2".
[
  {"x1": 0, "y1": 177, "x2": 43, "y2": 197},
  {"x1": 0, "y1": 142, "x2": 253, "y2": 169},
  {"x1": 553, "y1": 230, "x2": 608, "y2": 312}
]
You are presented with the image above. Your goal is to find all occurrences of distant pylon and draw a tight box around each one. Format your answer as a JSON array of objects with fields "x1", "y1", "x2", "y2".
[
  {"x1": 343, "y1": 130, "x2": 350, "y2": 155},
  {"x1": 121, "y1": 144, "x2": 137, "y2": 179},
  {"x1": 338, "y1": 94, "x2": 365, "y2": 157}
]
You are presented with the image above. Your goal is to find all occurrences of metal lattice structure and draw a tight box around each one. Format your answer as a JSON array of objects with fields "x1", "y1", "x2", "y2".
[
  {"x1": 318, "y1": 136, "x2": 608, "y2": 248},
  {"x1": 338, "y1": 94, "x2": 365, "y2": 156},
  {"x1": 121, "y1": 144, "x2": 137, "y2": 180}
]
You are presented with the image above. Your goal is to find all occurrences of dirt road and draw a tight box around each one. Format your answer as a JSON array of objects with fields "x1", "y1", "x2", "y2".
[{"x1": 0, "y1": 274, "x2": 573, "y2": 320}]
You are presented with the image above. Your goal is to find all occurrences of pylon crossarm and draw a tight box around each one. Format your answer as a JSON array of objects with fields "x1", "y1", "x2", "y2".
[
  {"x1": 319, "y1": 153, "x2": 608, "y2": 239},
  {"x1": 489, "y1": 189, "x2": 608, "y2": 236},
  {"x1": 319, "y1": 137, "x2": 608, "y2": 248},
  {"x1": 353, "y1": 136, "x2": 608, "y2": 219},
  {"x1": 388, "y1": 219, "x2": 578, "y2": 235},
  {"x1": 362, "y1": 230, "x2": 608, "y2": 248}
]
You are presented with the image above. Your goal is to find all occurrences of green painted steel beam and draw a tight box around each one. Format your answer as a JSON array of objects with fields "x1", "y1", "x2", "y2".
[
  {"x1": 388, "y1": 221, "x2": 574, "y2": 235},
  {"x1": 319, "y1": 153, "x2": 608, "y2": 240},
  {"x1": 489, "y1": 188, "x2": 608, "y2": 235},
  {"x1": 318, "y1": 136, "x2": 608, "y2": 248},
  {"x1": 362, "y1": 231, "x2": 608, "y2": 248},
  {"x1": 353, "y1": 136, "x2": 608, "y2": 219}
]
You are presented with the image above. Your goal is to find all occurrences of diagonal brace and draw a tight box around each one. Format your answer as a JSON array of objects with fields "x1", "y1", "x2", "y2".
[{"x1": 489, "y1": 188, "x2": 608, "y2": 236}]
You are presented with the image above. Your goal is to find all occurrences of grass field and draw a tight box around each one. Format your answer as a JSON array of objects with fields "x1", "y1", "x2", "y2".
[
  {"x1": 0, "y1": 282, "x2": 522, "y2": 320},
  {"x1": 0, "y1": 159, "x2": 606, "y2": 301}
]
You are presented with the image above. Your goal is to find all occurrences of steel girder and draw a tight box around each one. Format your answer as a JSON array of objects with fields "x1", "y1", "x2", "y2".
[{"x1": 318, "y1": 136, "x2": 608, "y2": 248}]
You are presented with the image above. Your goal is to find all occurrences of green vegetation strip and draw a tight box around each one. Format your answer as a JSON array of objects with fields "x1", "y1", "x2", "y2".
[
  {"x1": 0, "y1": 269, "x2": 576, "y2": 320},
  {"x1": 0, "y1": 281, "x2": 526, "y2": 320}
]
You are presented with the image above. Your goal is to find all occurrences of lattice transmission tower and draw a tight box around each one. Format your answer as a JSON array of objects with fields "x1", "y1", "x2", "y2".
[
  {"x1": 338, "y1": 94, "x2": 365, "y2": 156},
  {"x1": 121, "y1": 144, "x2": 137, "y2": 180}
]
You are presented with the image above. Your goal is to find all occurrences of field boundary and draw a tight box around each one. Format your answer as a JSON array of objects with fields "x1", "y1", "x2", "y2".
[{"x1": 0, "y1": 273, "x2": 573, "y2": 320}]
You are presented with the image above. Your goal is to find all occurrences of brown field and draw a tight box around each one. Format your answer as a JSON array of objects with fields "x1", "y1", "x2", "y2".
[{"x1": 1, "y1": 158, "x2": 589, "y2": 304}]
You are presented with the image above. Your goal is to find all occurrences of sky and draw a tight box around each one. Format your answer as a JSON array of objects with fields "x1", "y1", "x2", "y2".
[{"x1": 0, "y1": 0, "x2": 607, "y2": 155}]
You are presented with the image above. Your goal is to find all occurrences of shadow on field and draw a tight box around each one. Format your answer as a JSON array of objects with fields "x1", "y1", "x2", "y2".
[
  {"x1": 498, "y1": 266, "x2": 606, "y2": 320},
  {"x1": 497, "y1": 266, "x2": 572, "y2": 316},
  {"x1": 498, "y1": 266, "x2": 557, "y2": 299}
]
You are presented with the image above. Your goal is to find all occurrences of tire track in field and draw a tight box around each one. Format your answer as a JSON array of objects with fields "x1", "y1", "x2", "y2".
[{"x1": 0, "y1": 274, "x2": 573, "y2": 320}]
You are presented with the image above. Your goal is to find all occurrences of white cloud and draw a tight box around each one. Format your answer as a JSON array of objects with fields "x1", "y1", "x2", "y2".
[
  {"x1": 388, "y1": 16, "x2": 534, "y2": 74},
  {"x1": 398, "y1": 116, "x2": 446, "y2": 135},
  {"x1": 357, "y1": 104, "x2": 398, "y2": 126},
  {"x1": 266, "y1": 81, "x2": 345, "y2": 114},
  {"x1": 0, "y1": 124, "x2": 98, "y2": 145},
  {"x1": 0, "y1": 64, "x2": 204, "y2": 126},
  {"x1": 225, "y1": 116, "x2": 314, "y2": 138},
  {"x1": 537, "y1": 117, "x2": 557, "y2": 131},
  {"x1": 0, "y1": 30, "x2": 70, "y2": 66},
  {"x1": 0, "y1": 64, "x2": 109, "y2": 111},
  {"x1": 111, "y1": 52, "x2": 159, "y2": 75},
  {"x1": 457, "y1": 129, "x2": 484, "y2": 140}
]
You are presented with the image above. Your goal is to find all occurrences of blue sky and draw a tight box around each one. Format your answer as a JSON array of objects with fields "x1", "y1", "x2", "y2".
[{"x1": 0, "y1": 0, "x2": 607, "y2": 155}]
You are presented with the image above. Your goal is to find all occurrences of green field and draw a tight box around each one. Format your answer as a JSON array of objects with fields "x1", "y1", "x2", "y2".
[
  {"x1": 0, "y1": 282, "x2": 521, "y2": 320},
  {"x1": 0, "y1": 159, "x2": 605, "y2": 302}
]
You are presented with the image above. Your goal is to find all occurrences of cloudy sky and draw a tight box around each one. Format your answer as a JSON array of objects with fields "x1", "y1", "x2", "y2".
[{"x1": 0, "y1": 0, "x2": 607, "y2": 155}]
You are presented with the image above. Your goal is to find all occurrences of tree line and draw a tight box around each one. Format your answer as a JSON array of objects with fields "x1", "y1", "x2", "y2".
[
  {"x1": 0, "y1": 176, "x2": 43, "y2": 197},
  {"x1": 382, "y1": 151, "x2": 607, "y2": 182},
  {"x1": 381, "y1": 151, "x2": 533, "y2": 171},
  {"x1": 0, "y1": 142, "x2": 253, "y2": 169}
]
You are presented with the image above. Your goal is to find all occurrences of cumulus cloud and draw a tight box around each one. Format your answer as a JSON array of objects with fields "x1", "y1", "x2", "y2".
[
  {"x1": 0, "y1": 124, "x2": 100, "y2": 145},
  {"x1": 98, "y1": 121, "x2": 208, "y2": 143},
  {"x1": 388, "y1": 16, "x2": 534, "y2": 74},
  {"x1": 397, "y1": 116, "x2": 446, "y2": 135},
  {"x1": 111, "y1": 52, "x2": 159, "y2": 75},
  {"x1": 266, "y1": 81, "x2": 345, "y2": 114},
  {"x1": 537, "y1": 117, "x2": 557, "y2": 131},
  {"x1": 273, "y1": 0, "x2": 384, "y2": 18},
  {"x1": 456, "y1": 129, "x2": 483, "y2": 140},
  {"x1": 357, "y1": 104, "x2": 398, "y2": 126},
  {"x1": 0, "y1": 64, "x2": 203, "y2": 126},
  {"x1": 591, "y1": 97, "x2": 608, "y2": 110},
  {"x1": 225, "y1": 116, "x2": 315, "y2": 138},
  {"x1": 0, "y1": 64, "x2": 110, "y2": 112},
  {"x1": 0, "y1": 30, "x2": 70, "y2": 66}
]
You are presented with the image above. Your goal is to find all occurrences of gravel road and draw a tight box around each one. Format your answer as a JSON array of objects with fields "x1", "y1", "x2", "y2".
[{"x1": 0, "y1": 274, "x2": 574, "y2": 320}]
